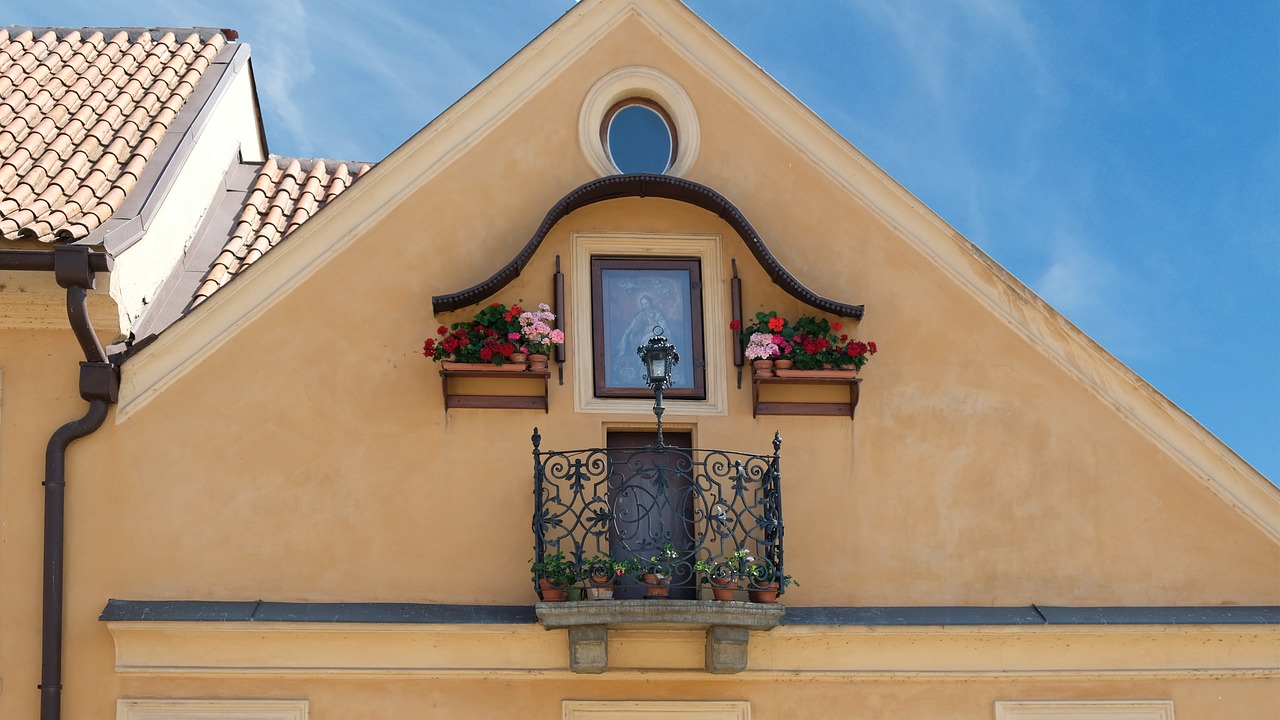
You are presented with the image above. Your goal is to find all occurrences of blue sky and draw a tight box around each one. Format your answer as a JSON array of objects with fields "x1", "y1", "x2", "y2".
[{"x1": 11, "y1": 1, "x2": 1278, "y2": 480}]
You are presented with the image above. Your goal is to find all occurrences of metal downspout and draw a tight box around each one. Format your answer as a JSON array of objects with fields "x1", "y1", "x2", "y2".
[{"x1": 32, "y1": 246, "x2": 118, "y2": 720}]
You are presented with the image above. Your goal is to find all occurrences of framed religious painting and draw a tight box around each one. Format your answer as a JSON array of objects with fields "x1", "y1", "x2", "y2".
[{"x1": 590, "y1": 256, "x2": 705, "y2": 399}]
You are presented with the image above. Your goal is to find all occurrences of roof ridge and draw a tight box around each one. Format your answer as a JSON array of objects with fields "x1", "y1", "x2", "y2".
[
  {"x1": 0, "y1": 27, "x2": 237, "y2": 44},
  {"x1": 267, "y1": 154, "x2": 378, "y2": 172}
]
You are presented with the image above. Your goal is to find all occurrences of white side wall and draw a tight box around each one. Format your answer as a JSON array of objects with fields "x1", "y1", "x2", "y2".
[{"x1": 109, "y1": 62, "x2": 265, "y2": 336}]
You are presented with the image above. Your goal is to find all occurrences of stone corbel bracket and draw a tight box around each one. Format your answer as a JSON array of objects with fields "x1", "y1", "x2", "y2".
[{"x1": 535, "y1": 599, "x2": 785, "y2": 674}]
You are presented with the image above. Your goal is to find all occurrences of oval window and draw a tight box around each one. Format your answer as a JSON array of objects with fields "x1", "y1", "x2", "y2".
[{"x1": 605, "y1": 101, "x2": 675, "y2": 174}]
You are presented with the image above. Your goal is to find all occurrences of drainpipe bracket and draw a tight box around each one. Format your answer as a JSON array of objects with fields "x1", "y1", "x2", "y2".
[
  {"x1": 52, "y1": 245, "x2": 97, "y2": 290},
  {"x1": 79, "y1": 362, "x2": 119, "y2": 404}
]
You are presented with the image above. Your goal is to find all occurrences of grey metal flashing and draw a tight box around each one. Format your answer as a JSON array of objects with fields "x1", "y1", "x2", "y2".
[
  {"x1": 782, "y1": 606, "x2": 1047, "y2": 626},
  {"x1": 99, "y1": 600, "x2": 261, "y2": 623},
  {"x1": 780, "y1": 605, "x2": 1280, "y2": 626},
  {"x1": 83, "y1": 42, "x2": 257, "y2": 254},
  {"x1": 100, "y1": 599, "x2": 537, "y2": 624},
  {"x1": 100, "y1": 600, "x2": 1278, "y2": 626},
  {"x1": 1031, "y1": 605, "x2": 1280, "y2": 625},
  {"x1": 252, "y1": 602, "x2": 536, "y2": 624},
  {"x1": 128, "y1": 157, "x2": 263, "y2": 342}
]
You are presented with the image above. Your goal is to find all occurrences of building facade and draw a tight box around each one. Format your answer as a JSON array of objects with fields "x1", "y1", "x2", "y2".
[{"x1": 1, "y1": 2, "x2": 1276, "y2": 718}]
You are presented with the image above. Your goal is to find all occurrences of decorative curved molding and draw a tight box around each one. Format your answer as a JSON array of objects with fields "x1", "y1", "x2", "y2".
[{"x1": 431, "y1": 174, "x2": 865, "y2": 319}]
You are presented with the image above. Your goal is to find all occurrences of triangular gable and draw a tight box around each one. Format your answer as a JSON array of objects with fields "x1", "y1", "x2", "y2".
[{"x1": 116, "y1": 0, "x2": 1278, "y2": 544}]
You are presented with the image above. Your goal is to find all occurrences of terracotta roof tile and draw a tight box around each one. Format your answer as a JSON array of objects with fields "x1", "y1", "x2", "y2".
[
  {"x1": 0, "y1": 27, "x2": 228, "y2": 242},
  {"x1": 191, "y1": 156, "x2": 374, "y2": 307}
]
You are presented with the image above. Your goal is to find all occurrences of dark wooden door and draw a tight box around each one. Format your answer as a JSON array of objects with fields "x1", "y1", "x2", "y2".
[{"x1": 606, "y1": 431, "x2": 696, "y2": 599}]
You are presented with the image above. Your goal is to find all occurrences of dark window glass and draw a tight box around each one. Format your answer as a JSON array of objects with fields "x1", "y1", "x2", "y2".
[{"x1": 607, "y1": 104, "x2": 673, "y2": 174}]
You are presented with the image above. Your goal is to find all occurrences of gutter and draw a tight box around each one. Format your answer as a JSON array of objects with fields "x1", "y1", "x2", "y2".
[{"x1": 0, "y1": 247, "x2": 119, "y2": 720}]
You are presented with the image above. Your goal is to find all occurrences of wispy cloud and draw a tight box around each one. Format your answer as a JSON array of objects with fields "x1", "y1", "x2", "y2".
[
  {"x1": 244, "y1": 0, "x2": 315, "y2": 155},
  {"x1": 1034, "y1": 240, "x2": 1151, "y2": 361}
]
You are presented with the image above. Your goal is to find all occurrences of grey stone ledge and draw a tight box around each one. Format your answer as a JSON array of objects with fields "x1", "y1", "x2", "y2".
[{"x1": 536, "y1": 599, "x2": 785, "y2": 630}]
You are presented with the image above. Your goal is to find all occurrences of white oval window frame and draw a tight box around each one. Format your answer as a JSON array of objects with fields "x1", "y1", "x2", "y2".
[{"x1": 579, "y1": 66, "x2": 699, "y2": 178}]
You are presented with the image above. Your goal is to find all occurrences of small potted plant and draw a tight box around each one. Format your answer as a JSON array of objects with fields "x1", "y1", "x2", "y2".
[
  {"x1": 638, "y1": 543, "x2": 679, "y2": 598},
  {"x1": 582, "y1": 555, "x2": 637, "y2": 600},
  {"x1": 695, "y1": 549, "x2": 750, "y2": 601},
  {"x1": 530, "y1": 551, "x2": 577, "y2": 602},
  {"x1": 743, "y1": 557, "x2": 797, "y2": 604},
  {"x1": 744, "y1": 332, "x2": 782, "y2": 376},
  {"x1": 738, "y1": 312, "x2": 793, "y2": 376},
  {"x1": 517, "y1": 303, "x2": 565, "y2": 371}
]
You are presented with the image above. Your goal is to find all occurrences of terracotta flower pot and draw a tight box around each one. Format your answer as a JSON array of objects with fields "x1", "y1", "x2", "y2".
[
  {"x1": 709, "y1": 577, "x2": 736, "y2": 601},
  {"x1": 509, "y1": 352, "x2": 527, "y2": 365},
  {"x1": 752, "y1": 359, "x2": 774, "y2": 377},
  {"x1": 748, "y1": 581, "x2": 780, "y2": 604},
  {"x1": 773, "y1": 359, "x2": 793, "y2": 370},
  {"x1": 642, "y1": 573, "x2": 671, "y2": 598},
  {"x1": 538, "y1": 578, "x2": 567, "y2": 602},
  {"x1": 586, "y1": 572, "x2": 616, "y2": 600},
  {"x1": 529, "y1": 353, "x2": 549, "y2": 371}
]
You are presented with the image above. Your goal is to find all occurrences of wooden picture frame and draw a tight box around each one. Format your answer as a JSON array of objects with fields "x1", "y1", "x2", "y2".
[{"x1": 590, "y1": 256, "x2": 705, "y2": 399}]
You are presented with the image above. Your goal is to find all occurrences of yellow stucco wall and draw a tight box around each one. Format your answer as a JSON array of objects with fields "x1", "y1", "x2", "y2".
[{"x1": 1, "y1": 3, "x2": 1276, "y2": 718}]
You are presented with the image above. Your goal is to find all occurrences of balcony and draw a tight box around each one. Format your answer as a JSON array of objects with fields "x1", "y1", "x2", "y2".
[{"x1": 530, "y1": 429, "x2": 787, "y2": 673}]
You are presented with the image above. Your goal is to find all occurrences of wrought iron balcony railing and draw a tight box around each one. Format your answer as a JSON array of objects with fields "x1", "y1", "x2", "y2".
[{"x1": 531, "y1": 429, "x2": 785, "y2": 600}]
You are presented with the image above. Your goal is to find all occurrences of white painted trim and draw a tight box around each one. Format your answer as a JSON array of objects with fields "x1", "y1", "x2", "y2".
[
  {"x1": 564, "y1": 701, "x2": 749, "y2": 720},
  {"x1": 570, "y1": 232, "x2": 725, "y2": 416},
  {"x1": 578, "y1": 65, "x2": 700, "y2": 177},
  {"x1": 117, "y1": 699, "x2": 307, "y2": 720},
  {"x1": 995, "y1": 700, "x2": 1175, "y2": 720},
  {"x1": 117, "y1": 0, "x2": 1278, "y2": 544}
]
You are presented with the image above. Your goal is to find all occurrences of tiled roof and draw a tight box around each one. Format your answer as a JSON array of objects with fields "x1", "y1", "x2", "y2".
[
  {"x1": 192, "y1": 156, "x2": 373, "y2": 306},
  {"x1": 0, "y1": 27, "x2": 228, "y2": 243}
]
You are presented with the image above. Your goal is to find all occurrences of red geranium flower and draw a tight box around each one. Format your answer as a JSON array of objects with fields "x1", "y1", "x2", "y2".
[
  {"x1": 729, "y1": 319, "x2": 741, "y2": 330},
  {"x1": 479, "y1": 347, "x2": 493, "y2": 361},
  {"x1": 832, "y1": 322, "x2": 842, "y2": 332},
  {"x1": 868, "y1": 341, "x2": 877, "y2": 353},
  {"x1": 768, "y1": 317, "x2": 785, "y2": 332},
  {"x1": 499, "y1": 341, "x2": 515, "y2": 356},
  {"x1": 422, "y1": 339, "x2": 436, "y2": 357},
  {"x1": 436, "y1": 325, "x2": 448, "y2": 335}
]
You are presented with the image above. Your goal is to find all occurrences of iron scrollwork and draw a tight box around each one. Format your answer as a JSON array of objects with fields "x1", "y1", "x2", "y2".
[{"x1": 531, "y1": 428, "x2": 784, "y2": 598}]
